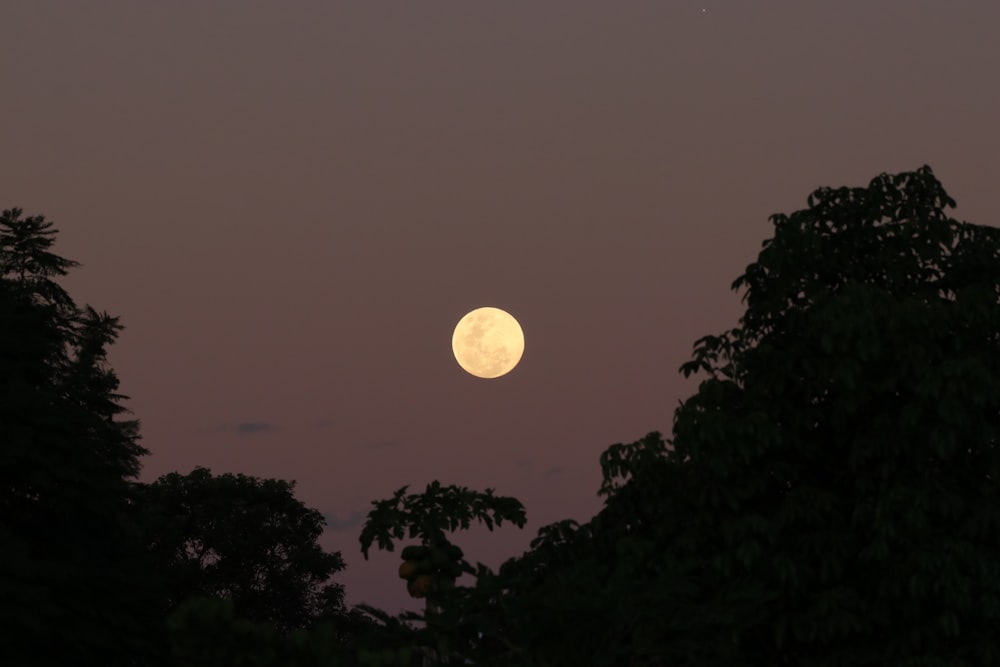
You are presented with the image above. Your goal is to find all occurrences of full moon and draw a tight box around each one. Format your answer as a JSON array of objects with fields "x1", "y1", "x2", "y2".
[{"x1": 451, "y1": 307, "x2": 525, "y2": 379}]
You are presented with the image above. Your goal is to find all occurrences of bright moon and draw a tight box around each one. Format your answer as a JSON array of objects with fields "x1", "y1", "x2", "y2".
[{"x1": 451, "y1": 307, "x2": 525, "y2": 379}]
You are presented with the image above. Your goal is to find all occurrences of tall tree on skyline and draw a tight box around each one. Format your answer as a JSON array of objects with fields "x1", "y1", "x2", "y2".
[
  {"x1": 663, "y1": 165, "x2": 1000, "y2": 664},
  {"x1": 0, "y1": 208, "x2": 163, "y2": 665},
  {"x1": 0, "y1": 208, "x2": 383, "y2": 665}
]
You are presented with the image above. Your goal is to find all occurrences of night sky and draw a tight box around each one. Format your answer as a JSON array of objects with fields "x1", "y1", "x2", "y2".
[{"x1": 2, "y1": 1, "x2": 998, "y2": 615}]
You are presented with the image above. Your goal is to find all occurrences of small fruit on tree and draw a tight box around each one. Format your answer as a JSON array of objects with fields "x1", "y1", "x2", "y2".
[
  {"x1": 398, "y1": 560, "x2": 420, "y2": 580},
  {"x1": 409, "y1": 574, "x2": 433, "y2": 599}
]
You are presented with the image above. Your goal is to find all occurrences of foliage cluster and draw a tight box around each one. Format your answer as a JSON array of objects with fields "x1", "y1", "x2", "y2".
[{"x1": 1, "y1": 209, "x2": 158, "y2": 665}]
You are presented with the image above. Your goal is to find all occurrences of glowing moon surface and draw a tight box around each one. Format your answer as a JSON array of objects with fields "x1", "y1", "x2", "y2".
[{"x1": 451, "y1": 307, "x2": 525, "y2": 379}]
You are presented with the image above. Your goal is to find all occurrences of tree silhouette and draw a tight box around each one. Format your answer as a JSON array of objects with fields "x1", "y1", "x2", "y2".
[
  {"x1": 663, "y1": 165, "x2": 1000, "y2": 665},
  {"x1": 134, "y1": 466, "x2": 352, "y2": 635},
  {"x1": 357, "y1": 481, "x2": 526, "y2": 664},
  {"x1": 0, "y1": 208, "x2": 163, "y2": 665},
  {"x1": 407, "y1": 166, "x2": 1000, "y2": 666}
]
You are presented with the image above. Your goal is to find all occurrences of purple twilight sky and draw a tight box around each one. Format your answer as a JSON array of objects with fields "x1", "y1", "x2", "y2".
[{"x1": 2, "y1": 1, "x2": 998, "y2": 614}]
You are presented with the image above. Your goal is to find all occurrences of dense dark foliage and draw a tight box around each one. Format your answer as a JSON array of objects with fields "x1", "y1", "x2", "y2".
[
  {"x1": 5, "y1": 165, "x2": 998, "y2": 665},
  {"x1": 0, "y1": 208, "x2": 162, "y2": 665},
  {"x1": 661, "y1": 166, "x2": 1000, "y2": 665},
  {"x1": 134, "y1": 466, "x2": 349, "y2": 633},
  {"x1": 0, "y1": 209, "x2": 363, "y2": 665}
]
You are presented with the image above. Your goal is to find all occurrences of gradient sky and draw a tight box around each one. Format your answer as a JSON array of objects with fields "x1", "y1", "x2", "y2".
[{"x1": 2, "y1": 1, "x2": 998, "y2": 615}]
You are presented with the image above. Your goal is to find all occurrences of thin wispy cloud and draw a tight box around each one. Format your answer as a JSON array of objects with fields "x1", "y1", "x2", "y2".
[
  {"x1": 323, "y1": 510, "x2": 366, "y2": 532},
  {"x1": 235, "y1": 421, "x2": 275, "y2": 435},
  {"x1": 200, "y1": 419, "x2": 340, "y2": 436}
]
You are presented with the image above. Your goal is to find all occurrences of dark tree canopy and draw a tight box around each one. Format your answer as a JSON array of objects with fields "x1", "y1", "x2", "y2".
[
  {"x1": 0, "y1": 208, "x2": 160, "y2": 665},
  {"x1": 134, "y1": 466, "x2": 350, "y2": 634},
  {"x1": 0, "y1": 208, "x2": 378, "y2": 665},
  {"x1": 359, "y1": 480, "x2": 527, "y2": 560},
  {"x1": 665, "y1": 165, "x2": 1000, "y2": 665},
  {"x1": 409, "y1": 166, "x2": 1000, "y2": 666}
]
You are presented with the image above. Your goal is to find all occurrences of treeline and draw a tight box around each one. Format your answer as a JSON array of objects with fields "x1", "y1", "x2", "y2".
[{"x1": 3, "y1": 166, "x2": 1000, "y2": 666}]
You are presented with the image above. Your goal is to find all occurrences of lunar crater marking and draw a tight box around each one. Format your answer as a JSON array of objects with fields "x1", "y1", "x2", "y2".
[{"x1": 452, "y1": 307, "x2": 524, "y2": 379}]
